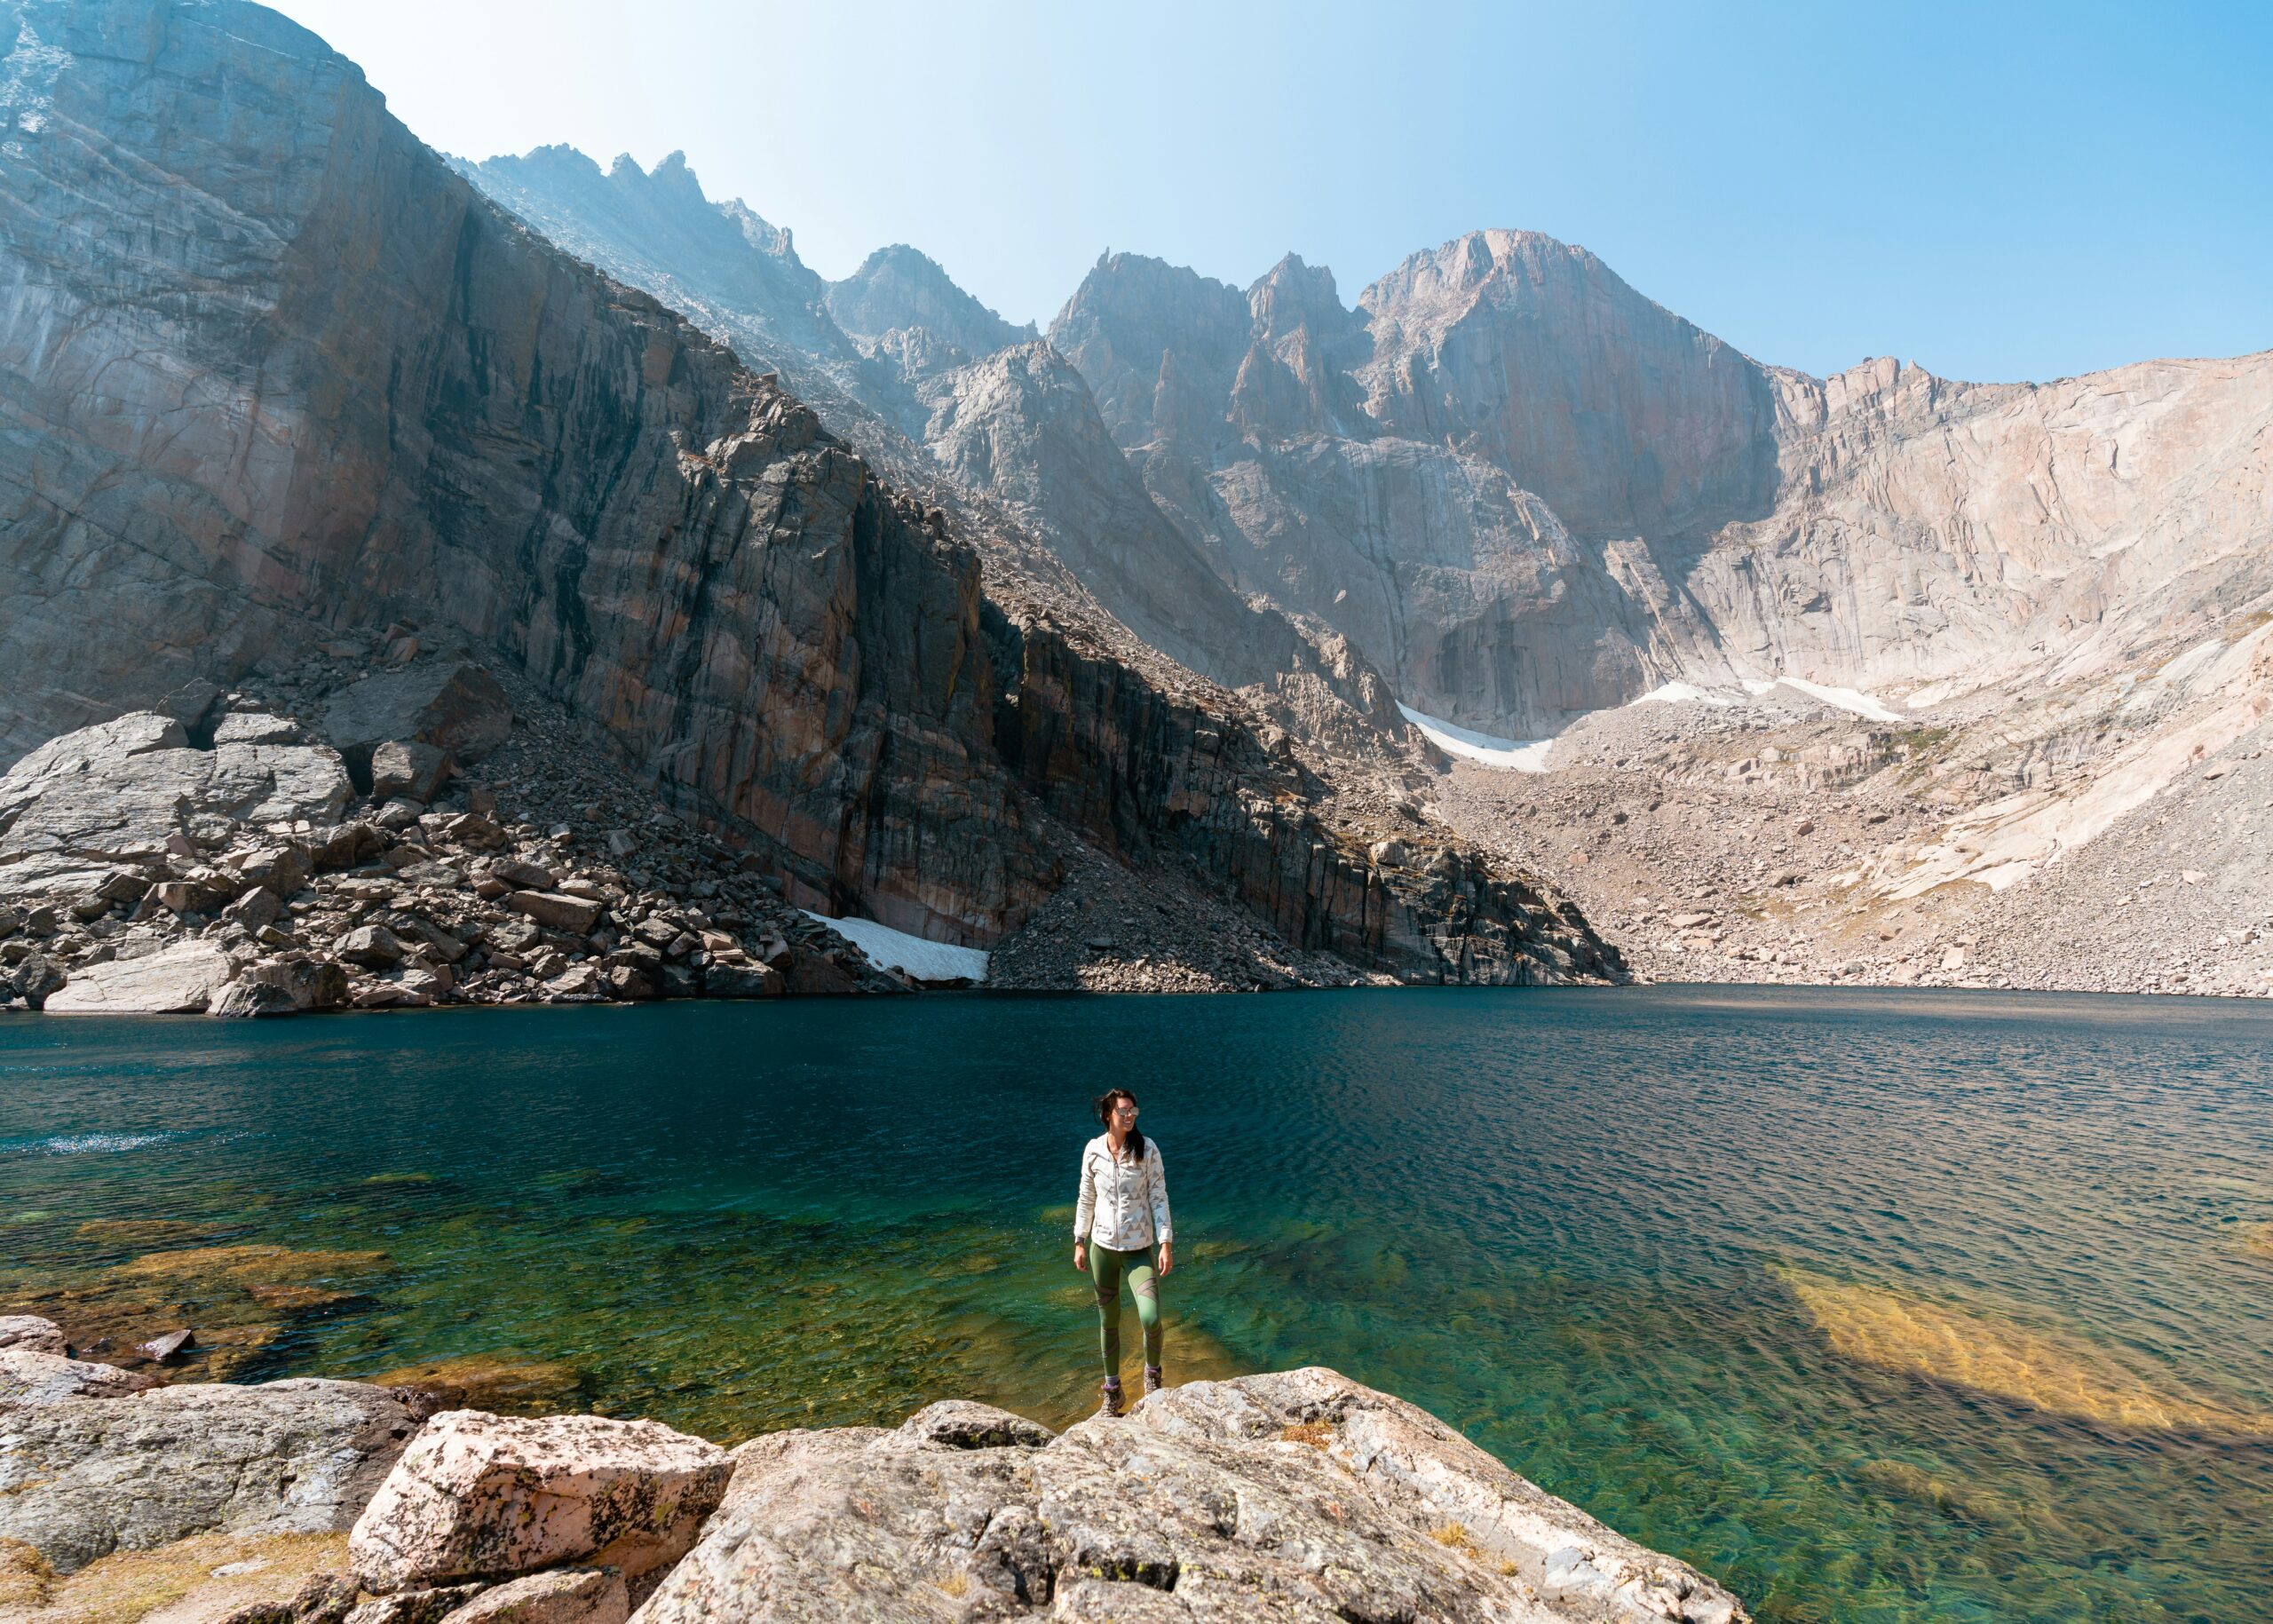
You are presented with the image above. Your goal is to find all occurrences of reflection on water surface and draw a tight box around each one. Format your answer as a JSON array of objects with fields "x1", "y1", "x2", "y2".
[{"x1": 4, "y1": 986, "x2": 2271, "y2": 1622}]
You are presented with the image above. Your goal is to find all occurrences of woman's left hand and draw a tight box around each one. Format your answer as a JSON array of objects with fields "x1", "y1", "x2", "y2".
[{"x1": 1156, "y1": 1240, "x2": 1174, "y2": 1277}]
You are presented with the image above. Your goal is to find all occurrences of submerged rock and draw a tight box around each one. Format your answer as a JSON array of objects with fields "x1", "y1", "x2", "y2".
[{"x1": 348, "y1": 1412, "x2": 732, "y2": 1593}]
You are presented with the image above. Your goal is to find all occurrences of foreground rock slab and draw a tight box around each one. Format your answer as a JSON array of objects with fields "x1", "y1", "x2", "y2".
[
  {"x1": 639, "y1": 1367, "x2": 1745, "y2": 1623},
  {"x1": 350, "y1": 1412, "x2": 732, "y2": 1593},
  {"x1": 0, "y1": 1378, "x2": 418, "y2": 1574}
]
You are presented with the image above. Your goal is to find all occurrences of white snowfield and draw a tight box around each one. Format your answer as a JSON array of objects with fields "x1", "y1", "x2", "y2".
[
  {"x1": 1742, "y1": 677, "x2": 1905, "y2": 725},
  {"x1": 1635, "y1": 676, "x2": 1905, "y2": 724},
  {"x1": 1396, "y1": 703, "x2": 1554, "y2": 772},
  {"x1": 800, "y1": 911, "x2": 990, "y2": 983}
]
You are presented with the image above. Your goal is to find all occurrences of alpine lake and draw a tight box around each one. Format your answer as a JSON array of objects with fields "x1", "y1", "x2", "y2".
[{"x1": 4, "y1": 986, "x2": 2269, "y2": 1623}]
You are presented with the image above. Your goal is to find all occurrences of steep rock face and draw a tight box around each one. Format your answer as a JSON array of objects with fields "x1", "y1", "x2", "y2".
[
  {"x1": 1354, "y1": 229, "x2": 1782, "y2": 540},
  {"x1": 449, "y1": 147, "x2": 867, "y2": 412},
  {"x1": 995, "y1": 618, "x2": 1616, "y2": 984},
  {"x1": 0, "y1": 0, "x2": 1607, "y2": 983},
  {"x1": 826, "y1": 243, "x2": 1033, "y2": 362},
  {"x1": 0, "y1": 0, "x2": 1033, "y2": 939},
  {"x1": 1047, "y1": 252, "x2": 1257, "y2": 452},
  {"x1": 916, "y1": 342, "x2": 1301, "y2": 689},
  {"x1": 1683, "y1": 353, "x2": 2273, "y2": 693}
]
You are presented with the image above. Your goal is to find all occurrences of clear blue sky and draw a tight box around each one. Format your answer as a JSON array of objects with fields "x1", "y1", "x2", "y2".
[{"x1": 271, "y1": 0, "x2": 2270, "y2": 384}]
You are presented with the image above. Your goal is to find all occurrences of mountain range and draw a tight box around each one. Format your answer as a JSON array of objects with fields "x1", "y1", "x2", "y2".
[{"x1": 4, "y1": 0, "x2": 2269, "y2": 1002}]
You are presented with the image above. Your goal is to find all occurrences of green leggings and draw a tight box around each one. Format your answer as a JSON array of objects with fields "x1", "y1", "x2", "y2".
[{"x1": 1089, "y1": 1243, "x2": 1161, "y2": 1381}]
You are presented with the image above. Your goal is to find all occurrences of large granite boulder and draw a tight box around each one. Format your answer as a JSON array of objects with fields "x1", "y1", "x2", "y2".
[
  {"x1": 349, "y1": 1412, "x2": 732, "y2": 1594},
  {"x1": 0, "y1": 713, "x2": 353, "y2": 868},
  {"x1": 0, "y1": 1377, "x2": 418, "y2": 1573},
  {"x1": 322, "y1": 666, "x2": 513, "y2": 772},
  {"x1": 637, "y1": 1368, "x2": 1745, "y2": 1624},
  {"x1": 42, "y1": 939, "x2": 234, "y2": 1014}
]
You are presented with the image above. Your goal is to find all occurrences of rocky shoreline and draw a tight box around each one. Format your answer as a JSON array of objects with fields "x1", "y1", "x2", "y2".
[{"x1": 0, "y1": 1316, "x2": 1745, "y2": 1624}]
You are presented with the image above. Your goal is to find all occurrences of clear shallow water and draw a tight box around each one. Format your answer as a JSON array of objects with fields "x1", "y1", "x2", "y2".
[{"x1": 4, "y1": 987, "x2": 2272, "y2": 1623}]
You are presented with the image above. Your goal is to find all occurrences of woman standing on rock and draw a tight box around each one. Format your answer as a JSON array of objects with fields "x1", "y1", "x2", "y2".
[{"x1": 1073, "y1": 1087, "x2": 1173, "y2": 1415}]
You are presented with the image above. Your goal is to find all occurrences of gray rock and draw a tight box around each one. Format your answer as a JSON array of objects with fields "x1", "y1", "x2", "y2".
[
  {"x1": 210, "y1": 978, "x2": 304, "y2": 1018},
  {"x1": 638, "y1": 1367, "x2": 1747, "y2": 1624},
  {"x1": 697, "y1": 961, "x2": 781, "y2": 999},
  {"x1": 324, "y1": 666, "x2": 514, "y2": 769},
  {"x1": 895, "y1": 1399, "x2": 1053, "y2": 1451},
  {"x1": 214, "y1": 712, "x2": 306, "y2": 746},
  {"x1": 0, "y1": 1377, "x2": 418, "y2": 1573},
  {"x1": 0, "y1": 1316, "x2": 69, "y2": 1356},
  {"x1": 241, "y1": 956, "x2": 350, "y2": 1011},
  {"x1": 0, "y1": 716, "x2": 352, "y2": 867},
  {"x1": 0, "y1": 1348, "x2": 161, "y2": 1404},
  {"x1": 338, "y1": 926, "x2": 407, "y2": 968},
  {"x1": 372, "y1": 741, "x2": 451, "y2": 805},
  {"x1": 42, "y1": 939, "x2": 233, "y2": 1014},
  {"x1": 506, "y1": 892, "x2": 603, "y2": 935},
  {"x1": 9, "y1": 952, "x2": 68, "y2": 1010}
]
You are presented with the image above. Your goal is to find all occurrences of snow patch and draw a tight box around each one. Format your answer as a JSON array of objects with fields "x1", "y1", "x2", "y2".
[
  {"x1": 801, "y1": 911, "x2": 989, "y2": 983},
  {"x1": 1397, "y1": 703, "x2": 1554, "y2": 771},
  {"x1": 1635, "y1": 682, "x2": 1740, "y2": 707}
]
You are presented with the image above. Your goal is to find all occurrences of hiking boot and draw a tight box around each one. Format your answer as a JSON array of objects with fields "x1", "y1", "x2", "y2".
[
  {"x1": 1143, "y1": 1364, "x2": 1164, "y2": 1398},
  {"x1": 1097, "y1": 1379, "x2": 1124, "y2": 1418}
]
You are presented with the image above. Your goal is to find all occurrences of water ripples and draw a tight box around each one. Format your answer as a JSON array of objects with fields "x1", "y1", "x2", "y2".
[{"x1": 4, "y1": 987, "x2": 2271, "y2": 1621}]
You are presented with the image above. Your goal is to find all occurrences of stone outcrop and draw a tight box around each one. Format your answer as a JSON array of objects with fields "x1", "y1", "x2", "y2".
[
  {"x1": 0, "y1": 1378, "x2": 417, "y2": 1573},
  {"x1": 641, "y1": 1368, "x2": 1745, "y2": 1623},
  {"x1": 348, "y1": 1412, "x2": 732, "y2": 1594}
]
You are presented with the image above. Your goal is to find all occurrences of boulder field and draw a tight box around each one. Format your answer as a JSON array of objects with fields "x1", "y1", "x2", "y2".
[{"x1": 0, "y1": 1316, "x2": 1746, "y2": 1624}]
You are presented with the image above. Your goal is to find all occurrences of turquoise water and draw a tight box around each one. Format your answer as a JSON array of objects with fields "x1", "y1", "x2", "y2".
[{"x1": 4, "y1": 988, "x2": 2272, "y2": 1622}]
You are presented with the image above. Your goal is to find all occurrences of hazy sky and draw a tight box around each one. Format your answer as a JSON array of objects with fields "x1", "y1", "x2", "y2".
[{"x1": 269, "y1": 0, "x2": 2270, "y2": 384}]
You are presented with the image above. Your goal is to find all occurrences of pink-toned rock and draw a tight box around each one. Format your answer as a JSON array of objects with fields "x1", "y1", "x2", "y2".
[
  {"x1": 349, "y1": 1411, "x2": 731, "y2": 1594},
  {"x1": 437, "y1": 1566, "x2": 628, "y2": 1624}
]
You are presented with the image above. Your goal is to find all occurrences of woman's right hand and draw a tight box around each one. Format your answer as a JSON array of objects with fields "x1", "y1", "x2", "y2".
[{"x1": 1073, "y1": 1241, "x2": 1087, "y2": 1273}]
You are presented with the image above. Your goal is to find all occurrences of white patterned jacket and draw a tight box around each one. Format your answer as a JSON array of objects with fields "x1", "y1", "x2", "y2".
[{"x1": 1073, "y1": 1133, "x2": 1173, "y2": 1251}]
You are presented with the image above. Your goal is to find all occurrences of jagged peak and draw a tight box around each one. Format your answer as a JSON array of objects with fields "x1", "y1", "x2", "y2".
[
  {"x1": 481, "y1": 143, "x2": 606, "y2": 180},
  {"x1": 828, "y1": 243, "x2": 1032, "y2": 353}
]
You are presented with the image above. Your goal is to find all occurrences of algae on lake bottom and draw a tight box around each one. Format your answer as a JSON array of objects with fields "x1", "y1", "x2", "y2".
[{"x1": 1770, "y1": 1262, "x2": 2273, "y2": 1437}]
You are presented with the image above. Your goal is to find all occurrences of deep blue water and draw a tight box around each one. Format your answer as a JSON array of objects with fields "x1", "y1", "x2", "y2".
[{"x1": 4, "y1": 987, "x2": 2271, "y2": 1622}]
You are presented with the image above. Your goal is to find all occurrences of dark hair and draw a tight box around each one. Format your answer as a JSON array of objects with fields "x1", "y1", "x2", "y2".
[{"x1": 1095, "y1": 1088, "x2": 1145, "y2": 1162}]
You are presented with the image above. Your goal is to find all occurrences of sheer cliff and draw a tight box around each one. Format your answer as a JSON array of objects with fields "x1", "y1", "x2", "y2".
[{"x1": 0, "y1": 0, "x2": 1613, "y2": 987}]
